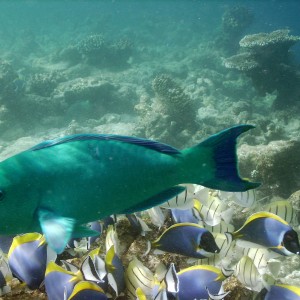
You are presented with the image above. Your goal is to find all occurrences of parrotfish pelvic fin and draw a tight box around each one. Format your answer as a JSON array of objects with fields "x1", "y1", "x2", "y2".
[
  {"x1": 183, "y1": 125, "x2": 260, "y2": 192},
  {"x1": 38, "y1": 208, "x2": 75, "y2": 254},
  {"x1": 72, "y1": 224, "x2": 101, "y2": 239}
]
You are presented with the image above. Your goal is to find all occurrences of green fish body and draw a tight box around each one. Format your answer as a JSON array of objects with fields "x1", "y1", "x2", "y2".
[{"x1": 0, "y1": 125, "x2": 259, "y2": 253}]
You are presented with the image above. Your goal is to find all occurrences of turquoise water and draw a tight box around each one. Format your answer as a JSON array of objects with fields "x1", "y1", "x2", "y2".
[
  {"x1": 0, "y1": 1, "x2": 300, "y2": 299},
  {"x1": 0, "y1": 1, "x2": 299, "y2": 141}
]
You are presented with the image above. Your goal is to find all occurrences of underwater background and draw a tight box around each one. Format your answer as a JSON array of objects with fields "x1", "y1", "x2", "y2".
[{"x1": 0, "y1": 0, "x2": 300, "y2": 299}]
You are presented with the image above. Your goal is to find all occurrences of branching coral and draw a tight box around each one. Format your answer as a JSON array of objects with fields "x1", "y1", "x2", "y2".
[
  {"x1": 135, "y1": 75, "x2": 198, "y2": 147},
  {"x1": 152, "y1": 74, "x2": 196, "y2": 130},
  {"x1": 76, "y1": 34, "x2": 108, "y2": 65}
]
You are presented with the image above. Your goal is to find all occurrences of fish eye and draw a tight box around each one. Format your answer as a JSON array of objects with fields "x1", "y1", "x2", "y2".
[{"x1": 0, "y1": 190, "x2": 5, "y2": 201}]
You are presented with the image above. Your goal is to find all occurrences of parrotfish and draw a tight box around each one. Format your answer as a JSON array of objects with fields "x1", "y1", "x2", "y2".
[{"x1": 0, "y1": 125, "x2": 259, "y2": 253}]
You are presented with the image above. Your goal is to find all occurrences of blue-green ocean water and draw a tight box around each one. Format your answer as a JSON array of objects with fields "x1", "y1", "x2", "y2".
[
  {"x1": 0, "y1": 2, "x2": 300, "y2": 300},
  {"x1": 0, "y1": 0, "x2": 299, "y2": 135}
]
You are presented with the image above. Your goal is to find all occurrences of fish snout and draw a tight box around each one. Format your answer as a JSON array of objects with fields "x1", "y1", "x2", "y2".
[
  {"x1": 200, "y1": 231, "x2": 220, "y2": 254},
  {"x1": 283, "y1": 229, "x2": 300, "y2": 255}
]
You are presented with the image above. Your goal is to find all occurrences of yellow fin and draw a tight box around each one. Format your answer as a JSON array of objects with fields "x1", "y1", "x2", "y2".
[
  {"x1": 275, "y1": 284, "x2": 300, "y2": 296},
  {"x1": 8, "y1": 233, "x2": 45, "y2": 258}
]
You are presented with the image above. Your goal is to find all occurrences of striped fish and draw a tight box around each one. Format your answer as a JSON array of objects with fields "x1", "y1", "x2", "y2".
[
  {"x1": 195, "y1": 197, "x2": 234, "y2": 226},
  {"x1": 160, "y1": 184, "x2": 195, "y2": 210},
  {"x1": 232, "y1": 189, "x2": 257, "y2": 208},
  {"x1": 196, "y1": 254, "x2": 221, "y2": 267},
  {"x1": 243, "y1": 248, "x2": 268, "y2": 271},
  {"x1": 105, "y1": 226, "x2": 120, "y2": 256},
  {"x1": 263, "y1": 200, "x2": 296, "y2": 224},
  {"x1": 196, "y1": 233, "x2": 234, "y2": 267},
  {"x1": 234, "y1": 256, "x2": 264, "y2": 292},
  {"x1": 125, "y1": 257, "x2": 154, "y2": 300},
  {"x1": 147, "y1": 207, "x2": 166, "y2": 228},
  {"x1": 204, "y1": 221, "x2": 234, "y2": 234}
]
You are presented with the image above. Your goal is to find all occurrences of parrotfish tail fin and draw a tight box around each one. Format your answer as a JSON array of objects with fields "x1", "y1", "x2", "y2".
[{"x1": 183, "y1": 125, "x2": 260, "y2": 192}]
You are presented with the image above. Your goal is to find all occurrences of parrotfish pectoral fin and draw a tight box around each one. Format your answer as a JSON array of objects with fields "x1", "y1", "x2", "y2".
[
  {"x1": 120, "y1": 186, "x2": 186, "y2": 214},
  {"x1": 37, "y1": 209, "x2": 75, "y2": 254},
  {"x1": 72, "y1": 224, "x2": 101, "y2": 239},
  {"x1": 186, "y1": 125, "x2": 260, "y2": 192}
]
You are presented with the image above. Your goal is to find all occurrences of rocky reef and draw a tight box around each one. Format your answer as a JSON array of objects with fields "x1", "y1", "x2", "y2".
[
  {"x1": 57, "y1": 34, "x2": 133, "y2": 68},
  {"x1": 27, "y1": 72, "x2": 64, "y2": 97},
  {"x1": 239, "y1": 139, "x2": 300, "y2": 198},
  {"x1": 224, "y1": 29, "x2": 300, "y2": 109}
]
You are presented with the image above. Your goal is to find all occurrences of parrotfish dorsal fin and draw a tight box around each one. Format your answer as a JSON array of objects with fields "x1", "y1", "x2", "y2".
[{"x1": 29, "y1": 134, "x2": 181, "y2": 154}]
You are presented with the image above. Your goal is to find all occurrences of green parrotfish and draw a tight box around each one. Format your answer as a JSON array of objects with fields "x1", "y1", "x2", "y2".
[{"x1": 0, "y1": 125, "x2": 259, "y2": 253}]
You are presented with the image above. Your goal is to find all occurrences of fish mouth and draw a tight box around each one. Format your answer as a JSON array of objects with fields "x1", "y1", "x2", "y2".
[
  {"x1": 283, "y1": 229, "x2": 300, "y2": 254},
  {"x1": 200, "y1": 231, "x2": 220, "y2": 254}
]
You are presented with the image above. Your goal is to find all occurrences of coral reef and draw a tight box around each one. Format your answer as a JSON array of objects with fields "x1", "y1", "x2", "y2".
[
  {"x1": 288, "y1": 190, "x2": 300, "y2": 218},
  {"x1": 0, "y1": 60, "x2": 20, "y2": 102},
  {"x1": 239, "y1": 29, "x2": 300, "y2": 54},
  {"x1": 152, "y1": 74, "x2": 196, "y2": 130},
  {"x1": 215, "y1": 6, "x2": 254, "y2": 54},
  {"x1": 110, "y1": 38, "x2": 134, "y2": 66},
  {"x1": 27, "y1": 72, "x2": 64, "y2": 97},
  {"x1": 224, "y1": 276, "x2": 254, "y2": 299},
  {"x1": 75, "y1": 34, "x2": 133, "y2": 67},
  {"x1": 135, "y1": 74, "x2": 198, "y2": 147},
  {"x1": 223, "y1": 52, "x2": 259, "y2": 72},
  {"x1": 222, "y1": 6, "x2": 254, "y2": 36},
  {"x1": 55, "y1": 45, "x2": 82, "y2": 65},
  {"x1": 76, "y1": 34, "x2": 108, "y2": 65},
  {"x1": 56, "y1": 77, "x2": 115, "y2": 103},
  {"x1": 224, "y1": 29, "x2": 300, "y2": 109},
  {"x1": 53, "y1": 77, "x2": 135, "y2": 122},
  {"x1": 0, "y1": 61, "x2": 18, "y2": 92},
  {"x1": 238, "y1": 139, "x2": 300, "y2": 197}
]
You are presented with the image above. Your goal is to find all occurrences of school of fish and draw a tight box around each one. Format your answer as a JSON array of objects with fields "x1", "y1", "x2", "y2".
[{"x1": 0, "y1": 125, "x2": 299, "y2": 299}]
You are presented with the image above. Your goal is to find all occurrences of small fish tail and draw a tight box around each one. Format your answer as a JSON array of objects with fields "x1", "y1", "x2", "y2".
[{"x1": 181, "y1": 125, "x2": 260, "y2": 192}]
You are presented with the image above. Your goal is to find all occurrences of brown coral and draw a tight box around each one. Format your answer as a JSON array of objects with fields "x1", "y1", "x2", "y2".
[{"x1": 152, "y1": 74, "x2": 196, "y2": 131}]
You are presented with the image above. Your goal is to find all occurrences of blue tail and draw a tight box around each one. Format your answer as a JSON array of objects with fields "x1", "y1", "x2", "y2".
[{"x1": 182, "y1": 125, "x2": 260, "y2": 192}]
